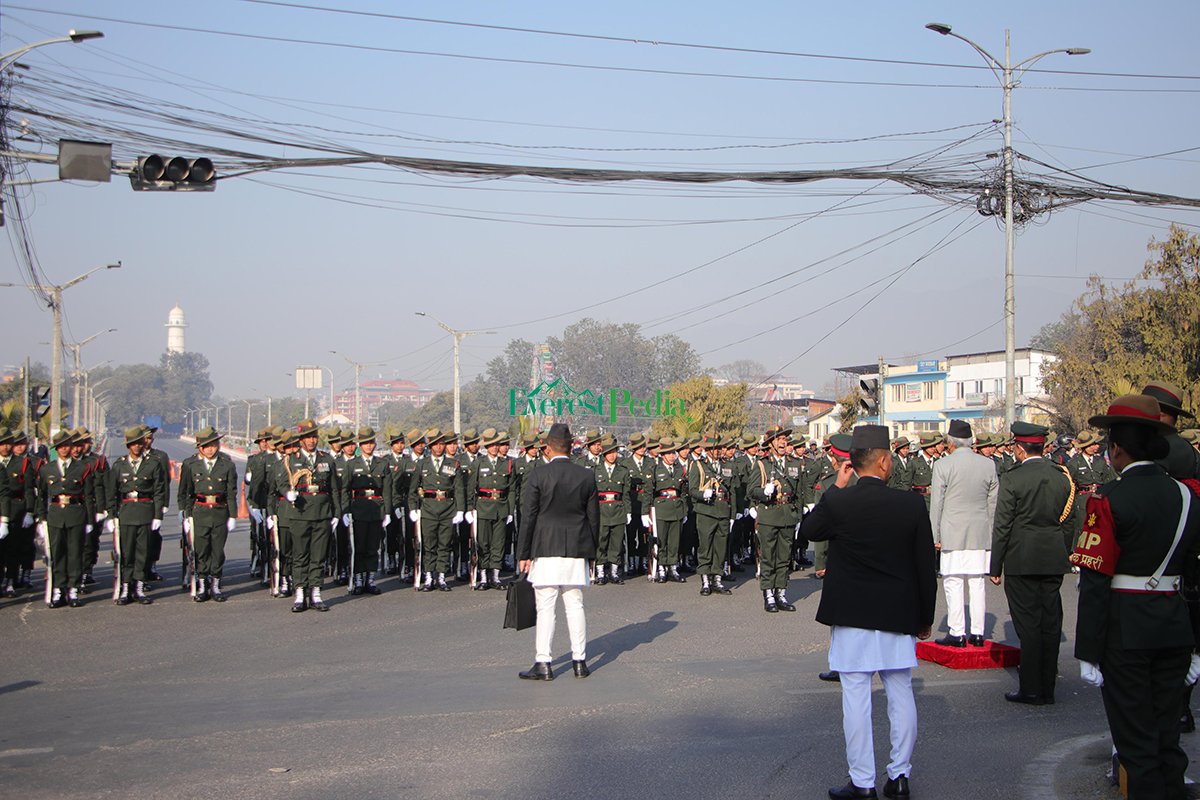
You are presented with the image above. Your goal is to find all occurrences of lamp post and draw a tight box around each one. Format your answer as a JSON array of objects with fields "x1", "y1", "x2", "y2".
[
  {"x1": 925, "y1": 23, "x2": 1089, "y2": 428},
  {"x1": 81, "y1": 366, "x2": 111, "y2": 430},
  {"x1": 330, "y1": 352, "x2": 381, "y2": 431},
  {"x1": 414, "y1": 313, "x2": 496, "y2": 434},
  {"x1": 251, "y1": 389, "x2": 273, "y2": 427},
  {"x1": 0, "y1": 30, "x2": 104, "y2": 73},
  {"x1": 242, "y1": 400, "x2": 257, "y2": 453},
  {"x1": 66, "y1": 329, "x2": 116, "y2": 427},
  {"x1": 0, "y1": 262, "x2": 120, "y2": 434}
]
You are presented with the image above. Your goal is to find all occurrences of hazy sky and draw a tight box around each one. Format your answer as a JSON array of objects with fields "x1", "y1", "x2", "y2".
[{"x1": 3, "y1": 0, "x2": 1199, "y2": 405}]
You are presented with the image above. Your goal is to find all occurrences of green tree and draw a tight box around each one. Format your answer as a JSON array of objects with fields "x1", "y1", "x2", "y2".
[
  {"x1": 837, "y1": 387, "x2": 862, "y2": 433},
  {"x1": 650, "y1": 376, "x2": 749, "y2": 439}
]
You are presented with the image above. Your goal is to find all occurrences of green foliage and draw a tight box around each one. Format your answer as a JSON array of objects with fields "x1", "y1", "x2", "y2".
[
  {"x1": 88, "y1": 351, "x2": 214, "y2": 427},
  {"x1": 837, "y1": 387, "x2": 862, "y2": 433},
  {"x1": 1038, "y1": 225, "x2": 1200, "y2": 432},
  {"x1": 650, "y1": 376, "x2": 749, "y2": 438},
  {"x1": 546, "y1": 319, "x2": 701, "y2": 400}
]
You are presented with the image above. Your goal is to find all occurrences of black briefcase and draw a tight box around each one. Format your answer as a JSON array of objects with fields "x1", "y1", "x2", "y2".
[{"x1": 503, "y1": 572, "x2": 536, "y2": 631}]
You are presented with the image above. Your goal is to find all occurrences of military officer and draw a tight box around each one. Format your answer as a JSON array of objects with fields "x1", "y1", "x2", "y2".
[
  {"x1": 9, "y1": 431, "x2": 40, "y2": 593},
  {"x1": 748, "y1": 425, "x2": 803, "y2": 613},
  {"x1": 275, "y1": 420, "x2": 344, "y2": 612},
  {"x1": 623, "y1": 432, "x2": 656, "y2": 577},
  {"x1": 990, "y1": 421, "x2": 1075, "y2": 705},
  {"x1": 730, "y1": 433, "x2": 761, "y2": 573},
  {"x1": 35, "y1": 430, "x2": 96, "y2": 608},
  {"x1": 592, "y1": 435, "x2": 630, "y2": 585},
  {"x1": 0, "y1": 428, "x2": 36, "y2": 597},
  {"x1": 177, "y1": 426, "x2": 239, "y2": 602},
  {"x1": 466, "y1": 427, "x2": 516, "y2": 590},
  {"x1": 1067, "y1": 430, "x2": 1117, "y2": 530},
  {"x1": 650, "y1": 437, "x2": 687, "y2": 583},
  {"x1": 330, "y1": 429, "x2": 357, "y2": 585},
  {"x1": 105, "y1": 425, "x2": 166, "y2": 605},
  {"x1": 1072, "y1": 394, "x2": 1200, "y2": 799},
  {"x1": 811, "y1": 433, "x2": 856, "y2": 578},
  {"x1": 574, "y1": 429, "x2": 603, "y2": 469},
  {"x1": 342, "y1": 426, "x2": 390, "y2": 595},
  {"x1": 908, "y1": 433, "x2": 941, "y2": 510},
  {"x1": 407, "y1": 428, "x2": 465, "y2": 592},
  {"x1": 461, "y1": 429, "x2": 481, "y2": 464},
  {"x1": 888, "y1": 437, "x2": 912, "y2": 491},
  {"x1": 690, "y1": 434, "x2": 733, "y2": 596},
  {"x1": 787, "y1": 434, "x2": 813, "y2": 569}
]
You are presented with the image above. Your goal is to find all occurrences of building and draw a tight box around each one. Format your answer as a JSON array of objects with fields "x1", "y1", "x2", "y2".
[
  {"x1": 165, "y1": 304, "x2": 187, "y2": 353},
  {"x1": 332, "y1": 379, "x2": 438, "y2": 423}
]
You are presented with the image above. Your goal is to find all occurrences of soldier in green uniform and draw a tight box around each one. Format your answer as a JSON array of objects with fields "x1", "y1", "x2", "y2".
[
  {"x1": 329, "y1": 429, "x2": 356, "y2": 586},
  {"x1": 592, "y1": 435, "x2": 630, "y2": 585},
  {"x1": 266, "y1": 429, "x2": 297, "y2": 597},
  {"x1": 1066, "y1": 430, "x2": 1117, "y2": 533},
  {"x1": 35, "y1": 430, "x2": 96, "y2": 608},
  {"x1": 805, "y1": 439, "x2": 836, "y2": 515},
  {"x1": 72, "y1": 428, "x2": 107, "y2": 587},
  {"x1": 244, "y1": 428, "x2": 275, "y2": 582},
  {"x1": 177, "y1": 426, "x2": 239, "y2": 602},
  {"x1": 787, "y1": 434, "x2": 813, "y2": 569},
  {"x1": 888, "y1": 437, "x2": 912, "y2": 491},
  {"x1": 1073, "y1": 394, "x2": 1200, "y2": 799},
  {"x1": 690, "y1": 434, "x2": 733, "y2": 596},
  {"x1": 105, "y1": 425, "x2": 166, "y2": 605},
  {"x1": 811, "y1": 433, "x2": 857, "y2": 578},
  {"x1": 574, "y1": 429, "x2": 603, "y2": 469},
  {"x1": 623, "y1": 433, "x2": 656, "y2": 577},
  {"x1": 141, "y1": 426, "x2": 171, "y2": 582},
  {"x1": 381, "y1": 430, "x2": 410, "y2": 577},
  {"x1": 0, "y1": 428, "x2": 36, "y2": 597},
  {"x1": 650, "y1": 438, "x2": 687, "y2": 583},
  {"x1": 460, "y1": 429, "x2": 481, "y2": 464},
  {"x1": 408, "y1": 428, "x2": 465, "y2": 592},
  {"x1": 908, "y1": 433, "x2": 941, "y2": 511},
  {"x1": 990, "y1": 421, "x2": 1075, "y2": 704},
  {"x1": 465, "y1": 428, "x2": 516, "y2": 590},
  {"x1": 748, "y1": 425, "x2": 802, "y2": 613},
  {"x1": 730, "y1": 433, "x2": 760, "y2": 573},
  {"x1": 341, "y1": 426, "x2": 390, "y2": 595},
  {"x1": 275, "y1": 420, "x2": 344, "y2": 612},
  {"x1": 1141, "y1": 382, "x2": 1200, "y2": 480}
]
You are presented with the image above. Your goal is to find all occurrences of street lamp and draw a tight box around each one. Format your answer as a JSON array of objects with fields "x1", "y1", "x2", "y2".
[
  {"x1": 0, "y1": 261, "x2": 121, "y2": 434},
  {"x1": 926, "y1": 23, "x2": 1089, "y2": 427},
  {"x1": 251, "y1": 388, "x2": 273, "y2": 427},
  {"x1": 66, "y1": 328, "x2": 116, "y2": 427},
  {"x1": 414, "y1": 313, "x2": 497, "y2": 433},
  {"x1": 241, "y1": 400, "x2": 257, "y2": 453},
  {"x1": 330, "y1": 351, "x2": 382, "y2": 431},
  {"x1": 0, "y1": 30, "x2": 104, "y2": 73},
  {"x1": 79, "y1": 362, "x2": 111, "y2": 430}
]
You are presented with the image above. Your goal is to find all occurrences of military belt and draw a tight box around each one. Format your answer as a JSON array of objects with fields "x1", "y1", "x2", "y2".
[
  {"x1": 770, "y1": 494, "x2": 796, "y2": 505},
  {"x1": 423, "y1": 490, "x2": 454, "y2": 500},
  {"x1": 911, "y1": 485, "x2": 930, "y2": 495},
  {"x1": 122, "y1": 491, "x2": 152, "y2": 502},
  {"x1": 1111, "y1": 574, "x2": 1181, "y2": 593},
  {"x1": 52, "y1": 494, "x2": 84, "y2": 506},
  {"x1": 352, "y1": 489, "x2": 382, "y2": 498},
  {"x1": 598, "y1": 492, "x2": 623, "y2": 503},
  {"x1": 197, "y1": 494, "x2": 228, "y2": 506},
  {"x1": 295, "y1": 487, "x2": 327, "y2": 495},
  {"x1": 1076, "y1": 484, "x2": 1101, "y2": 494},
  {"x1": 477, "y1": 489, "x2": 508, "y2": 499},
  {"x1": 655, "y1": 489, "x2": 679, "y2": 498}
]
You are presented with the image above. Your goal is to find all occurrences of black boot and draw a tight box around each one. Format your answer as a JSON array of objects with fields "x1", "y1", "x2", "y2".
[
  {"x1": 774, "y1": 588, "x2": 796, "y2": 612},
  {"x1": 519, "y1": 663, "x2": 554, "y2": 681},
  {"x1": 712, "y1": 575, "x2": 732, "y2": 595},
  {"x1": 115, "y1": 583, "x2": 132, "y2": 606},
  {"x1": 763, "y1": 589, "x2": 778, "y2": 613},
  {"x1": 700, "y1": 574, "x2": 712, "y2": 596}
]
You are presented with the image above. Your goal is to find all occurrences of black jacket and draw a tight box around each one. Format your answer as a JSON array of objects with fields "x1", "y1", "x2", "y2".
[
  {"x1": 517, "y1": 456, "x2": 599, "y2": 561},
  {"x1": 806, "y1": 476, "x2": 937, "y2": 636}
]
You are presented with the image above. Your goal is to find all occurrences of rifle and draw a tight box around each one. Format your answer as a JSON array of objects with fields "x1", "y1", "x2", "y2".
[
  {"x1": 413, "y1": 515, "x2": 423, "y2": 590},
  {"x1": 111, "y1": 519, "x2": 122, "y2": 602},
  {"x1": 269, "y1": 516, "x2": 281, "y2": 597},
  {"x1": 185, "y1": 517, "x2": 198, "y2": 598},
  {"x1": 346, "y1": 514, "x2": 355, "y2": 590},
  {"x1": 647, "y1": 507, "x2": 659, "y2": 581},
  {"x1": 469, "y1": 516, "x2": 479, "y2": 588},
  {"x1": 38, "y1": 523, "x2": 52, "y2": 607}
]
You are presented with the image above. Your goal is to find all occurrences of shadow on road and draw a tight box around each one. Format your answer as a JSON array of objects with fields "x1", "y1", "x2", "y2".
[
  {"x1": 568, "y1": 610, "x2": 678, "y2": 673},
  {"x1": 0, "y1": 680, "x2": 40, "y2": 696}
]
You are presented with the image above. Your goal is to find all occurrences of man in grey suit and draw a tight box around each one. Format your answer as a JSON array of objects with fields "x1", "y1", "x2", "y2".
[{"x1": 930, "y1": 419, "x2": 999, "y2": 647}]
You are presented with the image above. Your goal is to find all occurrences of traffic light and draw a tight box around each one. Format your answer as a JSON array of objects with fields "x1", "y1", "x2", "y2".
[
  {"x1": 859, "y1": 377, "x2": 880, "y2": 417},
  {"x1": 130, "y1": 154, "x2": 216, "y2": 191},
  {"x1": 30, "y1": 386, "x2": 51, "y2": 420}
]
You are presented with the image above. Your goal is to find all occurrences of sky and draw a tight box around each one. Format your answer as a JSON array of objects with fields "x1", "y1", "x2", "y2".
[{"x1": 3, "y1": 0, "x2": 1199, "y2": 406}]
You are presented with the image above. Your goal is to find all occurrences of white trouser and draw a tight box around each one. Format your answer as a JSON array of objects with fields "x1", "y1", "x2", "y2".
[
  {"x1": 942, "y1": 575, "x2": 986, "y2": 637},
  {"x1": 534, "y1": 586, "x2": 586, "y2": 663},
  {"x1": 840, "y1": 669, "x2": 917, "y2": 788}
]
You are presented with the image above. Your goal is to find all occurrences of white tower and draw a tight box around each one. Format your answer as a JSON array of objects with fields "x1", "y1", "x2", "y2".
[{"x1": 166, "y1": 304, "x2": 187, "y2": 353}]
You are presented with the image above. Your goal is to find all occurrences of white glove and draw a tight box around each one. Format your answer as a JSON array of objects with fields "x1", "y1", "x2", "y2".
[
  {"x1": 151, "y1": 519, "x2": 161, "y2": 531},
  {"x1": 1188, "y1": 654, "x2": 1200, "y2": 686},
  {"x1": 626, "y1": 514, "x2": 632, "y2": 524},
  {"x1": 506, "y1": 514, "x2": 513, "y2": 524},
  {"x1": 382, "y1": 515, "x2": 390, "y2": 529},
  {"x1": 162, "y1": 506, "x2": 169, "y2": 517},
  {"x1": 244, "y1": 471, "x2": 252, "y2": 484},
  {"x1": 226, "y1": 518, "x2": 237, "y2": 533},
  {"x1": 683, "y1": 515, "x2": 688, "y2": 524},
  {"x1": 104, "y1": 518, "x2": 116, "y2": 534},
  {"x1": 749, "y1": 507, "x2": 758, "y2": 519},
  {"x1": 452, "y1": 511, "x2": 465, "y2": 525},
  {"x1": 763, "y1": 483, "x2": 775, "y2": 496},
  {"x1": 0, "y1": 522, "x2": 7, "y2": 540},
  {"x1": 730, "y1": 520, "x2": 736, "y2": 532},
  {"x1": 183, "y1": 518, "x2": 193, "y2": 534},
  {"x1": 37, "y1": 521, "x2": 48, "y2": 539},
  {"x1": 703, "y1": 488, "x2": 713, "y2": 500},
  {"x1": 742, "y1": 508, "x2": 750, "y2": 518},
  {"x1": 22, "y1": 513, "x2": 33, "y2": 528},
  {"x1": 95, "y1": 511, "x2": 107, "y2": 522},
  {"x1": 465, "y1": 510, "x2": 476, "y2": 524},
  {"x1": 409, "y1": 509, "x2": 419, "y2": 522},
  {"x1": 331, "y1": 518, "x2": 339, "y2": 531},
  {"x1": 805, "y1": 503, "x2": 816, "y2": 514},
  {"x1": 342, "y1": 513, "x2": 352, "y2": 527},
  {"x1": 84, "y1": 524, "x2": 92, "y2": 534},
  {"x1": 641, "y1": 515, "x2": 651, "y2": 528},
  {"x1": 286, "y1": 490, "x2": 298, "y2": 502},
  {"x1": 395, "y1": 509, "x2": 404, "y2": 521},
  {"x1": 267, "y1": 515, "x2": 276, "y2": 530},
  {"x1": 735, "y1": 512, "x2": 743, "y2": 521},
  {"x1": 249, "y1": 508, "x2": 263, "y2": 524},
  {"x1": 1079, "y1": 661, "x2": 1104, "y2": 688}
]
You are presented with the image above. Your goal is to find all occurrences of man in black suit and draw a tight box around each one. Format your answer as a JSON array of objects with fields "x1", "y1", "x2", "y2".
[
  {"x1": 806, "y1": 425, "x2": 936, "y2": 800},
  {"x1": 517, "y1": 423, "x2": 600, "y2": 681}
]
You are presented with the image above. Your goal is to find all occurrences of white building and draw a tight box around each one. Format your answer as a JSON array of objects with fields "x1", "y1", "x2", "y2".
[
  {"x1": 165, "y1": 304, "x2": 187, "y2": 353},
  {"x1": 943, "y1": 348, "x2": 1056, "y2": 433}
]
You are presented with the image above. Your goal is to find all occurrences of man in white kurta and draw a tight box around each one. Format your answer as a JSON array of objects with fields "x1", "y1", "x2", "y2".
[{"x1": 929, "y1": 420, "x2": 999, "y2": 647}]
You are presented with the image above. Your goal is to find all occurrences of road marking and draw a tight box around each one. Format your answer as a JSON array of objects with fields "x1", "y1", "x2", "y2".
[
  {"x1": 0, "y1": 747, "x2": 54, "y2": 758},
  {"x1": 489, "y1": 723, "x2": 546, "y2": 737},
  {"x1": 1022, "y1": 732, "x2": 1108, "y2": 800}
]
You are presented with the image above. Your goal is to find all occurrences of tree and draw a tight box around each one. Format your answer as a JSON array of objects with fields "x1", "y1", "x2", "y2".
[
  {"x1": 1038, "y1": 225, "x2": 1200, "y2": 432},
  {"x1": 376, "y1": 399, "x2": 416, "y2": 432},
  {"x1": 837, "y1": 387, "x2": 862, "y2": 433},
  {"x1": 85, "y1": 351, "x2": 214, "y2": 428},
  {"x1": 650, "y1": 376, "x2": 749, "y2": 439},
  {"x1": 159, "y1": 351, "x2": 214, "y2": 424}
]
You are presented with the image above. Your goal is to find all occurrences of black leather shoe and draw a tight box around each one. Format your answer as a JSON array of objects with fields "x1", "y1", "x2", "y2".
[
  {"x1": 519, "y1": 663, "x2": 554, "y2": 681},
  {"x1": 473, "y1": 581, "x2": 489, "y2": 591},
  {"x1": 437, "y1": 582, "x2": 452, "y2": 592},
  {"x1": 1004, "y1": 691, "x2": 1045, "y2": 706},
  {"x1": 365, "y1": 583, "x2": 382, "y2": 595},
  {"x1": 797, "y1": 556, "x2": 814, "y2": 567},
  {"x1": 573, "y1": 660, "x2": 590, "y2": 678},
  {"x1": 82, "y1": 572, "x2": 96, "y2": 585},
  {"x1": 608, "y1": 573, "x2": 623, "y2": 585},
  {"x1": 829, "y1": 782, "x2": 877, "y2": 799},
  {"x1": 291, "y1": 599, "x2": 306, "y2": 613},
  {"x1": 147, "y1": 570, "x2": 163, "y2": 582},
  {"x1": 819, "y1": 671, "x2": 841, "y2": 682},
  {"x1": 489, "y1": 576, "x2": 504, "y2": 590},
  {"x1": 763, "y1": 591, "x2": 778, "y2": 613},
  {"x1": 774, "y1": 590, "x2": 796, "y2": 612},
  {"x1": 700, "y1": 584, "x2": 712, "y2": 596},
  {"x1": 968, "y1": 635, "x2": 985, "y2": 647},
  {"x1": 882, "y1": 775, "x2": 910, "y2": 799},
  {"x1": 594, "y1": 573, "x2": 607, "y2": 586},
  {"x1": 935, "y1": 634, "x2": 967, "y2": 648}
]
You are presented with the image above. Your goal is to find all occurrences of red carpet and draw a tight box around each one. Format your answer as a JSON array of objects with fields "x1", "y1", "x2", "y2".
[{"x1": 917, "y1": 640, "x2": 1020, "y2": 669}]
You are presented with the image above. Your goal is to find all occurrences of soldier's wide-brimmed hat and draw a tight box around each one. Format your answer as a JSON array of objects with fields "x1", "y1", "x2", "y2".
[
  {"x1": 194, "y1": 426, "x2": 223, "y2": 447},
  {"x1": 125, "y1": 425, "x2": 148, "y2": 445},
  {"x1": 628, "y1": 432, "x2": 648, "y2": 450},
  {"x1": 1075, "y1": 430, "x2": 1102, "y2": 448},
  {"x1": 0, "y1": 427, "x2": 13, "y2": 446},
  {"x1": 764, "y1": 425, "x2": 792, "y2": 442},
  {"x1": 1088, "y1": 394, "x2": 1176, "y2": 435},
  {"x1": 327, "y1": 428, "x2": 343, "y2": 446},
  {"x1": 388, "y1": 429, "x2": 407, "y2": 446},
  {"x1": 891, "y1": 436, "x2": 910, "y2": 451},
  {"x1": 481, "y1": 427, "x2": 506, "y2": 447},
  {"x1": 788, "y1": 434, "x2": 806, "y2": 448},
  {"x1": 254, "y1": 428, "x2": 273, "y2": 443},
  {"x1": 582, "y1": 429, "x2": 603, "y2": 446},
  {"x1": 272, "y1": 427, "x2": 288, "y2": 444},
  {"x1": 1010, "y1": 421, "x2": 1050, "y2": 444},
  {"x1": 423, "y1": 427, "x2": 442, "y2": 445},
  {"x1": 520, "y1": 432, "x2": 539, "y2": 450},
  {"x1": 10, "y1": 431, "x2": 27, "y2": 446},
  {"x1": 600, "y1": 435, "x2": 620, "y2": 455},
  {"x1": 71, "y1": 427, "x2": 93, "y2": 444},
  {"x1": 918, "y1": 432, "x2": 941, "y2": 450},
  {"x1": 740, "y1": 433, "x2": 758, "y2": 449},
  {"x1": 461, "y1": 428, "x2": 481, "y2": 445},
  {"x1": 51, "y1": 430, "x2": 74, "y2": 448},
  {"x1": 829, "y1": 432, "x2": 853, "y2": 458},
  {"x1": 1181, "y1": 429, "x2": 1200, "y2": 445},
  {"x1": 647, "y1": 435, "x2": 660, "y2": 450},
  {"x1": 276, "y1": 430, "x2": 297, "y2": 448},
  {"x1": 443, "y1": 430, "x2": 460, "y2": 445},
  {"x1": 356, "y1": 425, "x2": 378, "y2": 444},
  {"x1": 699, "y1": 434, "x2": 721, "y2": 450},
  {"x1": 657, "y1": 437, "x2": 679, "y2": 453},
  {"x1": 296, "y1": 419, "x2": 320, "y2": 438},
  {"x1": 1142, "y1": 381, "x2": 1193, "y2": 420},
  {"x1": 406, "y1": 428, "x2": 423, "y2": 445}
]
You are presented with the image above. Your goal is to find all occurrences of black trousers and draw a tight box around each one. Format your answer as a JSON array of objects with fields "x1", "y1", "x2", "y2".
[
  {"x1": 1102, "y1": 645, "x2": 1191, "y2": 800},
  {"x1": 335, "y1": 520, "x2": 351, "y2": 572},
  {"x1": 1, "y1": 519, "x2": 32, "y2": 579},
  {"x1": 1003, "y1": 574, "x2": 1064, "y2": 699}
]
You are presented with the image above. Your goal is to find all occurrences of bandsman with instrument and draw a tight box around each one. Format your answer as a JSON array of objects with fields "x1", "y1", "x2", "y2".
[{"x1": 748, "y1": 425, "x2": 803, "y2": 613}]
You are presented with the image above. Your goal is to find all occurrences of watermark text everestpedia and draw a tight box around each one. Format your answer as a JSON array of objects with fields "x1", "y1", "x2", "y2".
[{"x1": 510, "y1": 388, "x2": 687, "y2": 423}]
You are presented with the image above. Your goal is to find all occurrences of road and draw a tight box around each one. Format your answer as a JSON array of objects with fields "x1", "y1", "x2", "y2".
[{"x1": 0, "y1": 437, "x2": 1178, "y2": 799}]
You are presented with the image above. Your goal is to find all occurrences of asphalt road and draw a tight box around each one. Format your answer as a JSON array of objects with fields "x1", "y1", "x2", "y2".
[{"x1": 0, "y1": 438, "x2": 1181, "y2": 799}]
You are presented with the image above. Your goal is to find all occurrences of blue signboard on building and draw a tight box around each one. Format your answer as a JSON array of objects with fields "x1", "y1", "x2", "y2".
[{"x1": 917, "y1": 360, "x2": 938, "y2": 373}]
